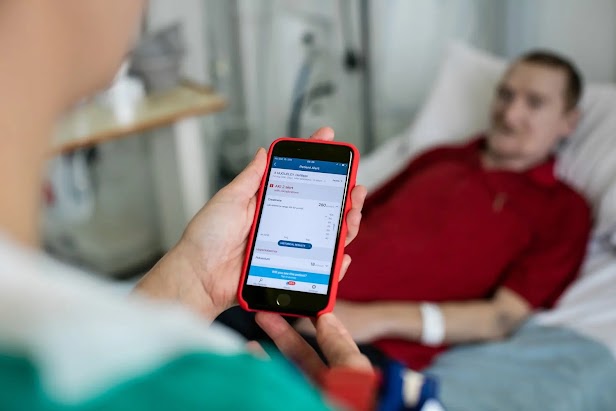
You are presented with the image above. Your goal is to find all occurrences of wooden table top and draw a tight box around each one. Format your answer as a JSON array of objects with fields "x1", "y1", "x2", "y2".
[{"x1": 52, "y1": 80, "x2": 227, "y2": 154}]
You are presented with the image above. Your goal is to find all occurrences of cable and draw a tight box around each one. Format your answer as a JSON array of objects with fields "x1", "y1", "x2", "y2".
[
  {"x1": 287, "y1": 32, "x2": 315, "y2": 137},
  {"x1": 338, "y1": 0, "x2": 363, "y2": 71},
  {"x1": 359, "y1": 0, "x2": 376, "y2": 152}
]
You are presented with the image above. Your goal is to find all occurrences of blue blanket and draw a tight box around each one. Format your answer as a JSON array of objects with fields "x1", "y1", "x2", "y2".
[{"x1": 427, "y1": 322, "x2": 616, "y2": 411}]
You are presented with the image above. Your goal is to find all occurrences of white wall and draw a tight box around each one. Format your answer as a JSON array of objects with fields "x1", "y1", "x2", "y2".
[
  {"x1": 147, "y1": 0, "x2": 210, "y2": 83},
  {"x1": 370, "y1": 0, "x2": 506, "y2": 142},
  {"x1": 505, "y1": 0, "x2": 616, "y2": 83}
]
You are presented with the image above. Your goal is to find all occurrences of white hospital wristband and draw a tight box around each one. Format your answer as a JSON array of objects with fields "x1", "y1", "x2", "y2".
[{"x1": 419, "y1": 302, "x2": 445, "y2": 346}]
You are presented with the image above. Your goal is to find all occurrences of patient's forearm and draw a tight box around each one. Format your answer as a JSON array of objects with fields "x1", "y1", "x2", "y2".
[
  {"x1": 439, "y1": 300, "x2": 526, "y2": 342},
  {"x1": 374, "y1": 294, "x2": 530, "y2": 344}
]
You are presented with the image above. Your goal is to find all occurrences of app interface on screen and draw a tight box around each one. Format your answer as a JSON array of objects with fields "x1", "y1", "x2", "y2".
[{"x1": 247, "y1": 156, "x2": 349, "y2": 294}]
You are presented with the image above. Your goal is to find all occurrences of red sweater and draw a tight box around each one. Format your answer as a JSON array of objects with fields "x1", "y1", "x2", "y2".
[{"x1": 338, "y1": 137, "x2": 591, "y2": 370}]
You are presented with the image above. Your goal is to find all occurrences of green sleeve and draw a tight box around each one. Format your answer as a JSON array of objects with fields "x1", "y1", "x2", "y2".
[{"x1": 0, "y1": 351, "x2": 336, "y2": 411}]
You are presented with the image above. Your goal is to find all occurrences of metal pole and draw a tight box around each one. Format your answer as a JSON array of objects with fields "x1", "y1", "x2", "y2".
[
  {"x1": 359, "y1": 0, "x2": 376, "y2": 153},
  {"x1": 206, "y1": 0, "x2": 252, "y2": 177}
]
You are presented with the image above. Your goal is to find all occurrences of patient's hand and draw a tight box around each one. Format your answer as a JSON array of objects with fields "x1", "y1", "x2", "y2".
[{"x1": 295, "y1": 301, "x2": 393, "y2": 344}]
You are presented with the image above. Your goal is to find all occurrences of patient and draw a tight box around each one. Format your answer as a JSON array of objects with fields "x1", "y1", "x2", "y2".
[{"x1": 294, "y1": 50, "x2": 592, "y2": 370}]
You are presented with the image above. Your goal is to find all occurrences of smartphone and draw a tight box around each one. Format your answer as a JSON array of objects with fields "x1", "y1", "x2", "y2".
[{"x1": 238, "y1": 138, "x2": 359, "y2": 317}]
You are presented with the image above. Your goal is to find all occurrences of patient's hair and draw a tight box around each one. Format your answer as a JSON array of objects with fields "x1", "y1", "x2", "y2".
[{"x1": 518, "y1": 50, "x2": 583, "y2": 111}]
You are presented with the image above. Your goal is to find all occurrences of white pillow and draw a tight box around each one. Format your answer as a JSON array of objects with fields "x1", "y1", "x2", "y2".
[
  {"x1": 558, "y1": 84, "x2": 616, "y2": 236},
  {"x1": 405, "y1": 41, "x2": 616, "y2": 237},
  {"x1": 356, "y1": 133, "x2": 409, "y2": 191}
]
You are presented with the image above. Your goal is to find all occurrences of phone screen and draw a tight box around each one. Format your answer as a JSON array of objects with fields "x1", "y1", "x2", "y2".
[{"x1": 246, "y1": 155, "x2": 350, "y2": 295}]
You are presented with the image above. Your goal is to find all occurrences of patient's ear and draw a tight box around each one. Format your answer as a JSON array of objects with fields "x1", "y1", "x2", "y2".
[{"x1": 562, "y1": 107, "x2": 581, "y2": 136}]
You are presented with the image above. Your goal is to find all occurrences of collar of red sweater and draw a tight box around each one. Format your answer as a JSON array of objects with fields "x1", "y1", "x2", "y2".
[{"x1": 466, "y1": 135, "x2": 558, "y2": 187}]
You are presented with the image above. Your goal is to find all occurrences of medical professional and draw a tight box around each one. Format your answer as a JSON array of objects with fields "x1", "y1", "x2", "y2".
[{"x1": 0, "y1": 2, "x2": 391, "y2": 410}]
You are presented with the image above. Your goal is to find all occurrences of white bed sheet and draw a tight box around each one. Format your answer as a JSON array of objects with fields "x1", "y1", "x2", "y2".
[{"x1": 536, "y1": 250, "x2": 616, "y2": 357}]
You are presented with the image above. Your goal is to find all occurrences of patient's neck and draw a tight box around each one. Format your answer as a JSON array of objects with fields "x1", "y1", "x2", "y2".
[{"x1": 481, "y1": 150, "x2": 547, "y2": 173}]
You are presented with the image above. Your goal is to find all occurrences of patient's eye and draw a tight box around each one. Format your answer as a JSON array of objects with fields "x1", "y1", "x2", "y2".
[
  {"x1": 527, "y1": 94, "x2": 544, "y2": 109},
  {"x1": 497, "y1": 86, "x2": 513, "y2": 103}
]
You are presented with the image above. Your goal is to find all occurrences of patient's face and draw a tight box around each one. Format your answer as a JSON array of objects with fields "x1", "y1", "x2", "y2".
[{"x1": 486, "y1": 61, "x2": 577, "y2": 169}]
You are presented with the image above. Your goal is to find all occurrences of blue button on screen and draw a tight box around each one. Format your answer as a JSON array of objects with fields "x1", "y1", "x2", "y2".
[{"x1": 278, "y1": 240, "x2": 313, "y2": 249}]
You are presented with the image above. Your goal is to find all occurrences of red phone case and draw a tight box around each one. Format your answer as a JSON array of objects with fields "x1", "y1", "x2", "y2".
[{"x1": 237, "y1": 137, "x2": 359, "y2": 317}]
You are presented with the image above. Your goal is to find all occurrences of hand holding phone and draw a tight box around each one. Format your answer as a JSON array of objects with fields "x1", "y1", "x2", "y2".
[{"x1": 238, "y1": 138, "x2": 359, "y2": 317}]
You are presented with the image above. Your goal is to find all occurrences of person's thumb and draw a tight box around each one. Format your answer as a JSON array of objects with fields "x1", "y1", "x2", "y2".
[
  {"x1": 316, "y1": 314, "x2": 372, "y2": 371},
  {"x1": 225, "y1": 148, "x2": 267, "y2": 199}
]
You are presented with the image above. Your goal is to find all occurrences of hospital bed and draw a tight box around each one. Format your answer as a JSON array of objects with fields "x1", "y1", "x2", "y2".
[{"x1": 357, "y1": 42, "x2": 616, "y2": 411}]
